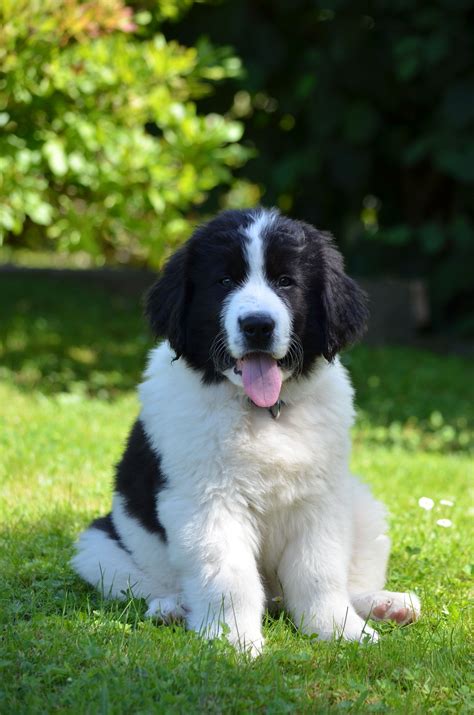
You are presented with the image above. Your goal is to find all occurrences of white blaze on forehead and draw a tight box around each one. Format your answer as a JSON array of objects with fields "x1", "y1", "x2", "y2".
[
  {"x1": 222, "y1": 209, "x2": 292, "y2": 359},
  {"x1": 243, "y1": 208, "x2": 278, "y2": 280}
]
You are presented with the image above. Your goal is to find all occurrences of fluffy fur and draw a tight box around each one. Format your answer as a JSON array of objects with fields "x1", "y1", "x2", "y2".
[{"x1": 72, "y1": 208, "x2": 420, "y2": 654}]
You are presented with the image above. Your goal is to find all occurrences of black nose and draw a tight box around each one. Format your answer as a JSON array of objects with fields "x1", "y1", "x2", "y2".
[{"x1": 239, "y1": 313, "x2": 275, "y2": 348}]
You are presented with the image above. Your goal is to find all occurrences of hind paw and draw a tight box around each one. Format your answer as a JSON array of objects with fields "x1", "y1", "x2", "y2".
[{"x1": 352, "y1": 590, "x2": 421, "y2": 626}]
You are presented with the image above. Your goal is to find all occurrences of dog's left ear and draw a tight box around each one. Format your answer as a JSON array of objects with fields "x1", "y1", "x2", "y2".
[
  {"x1": 145, "y1": 245, "x2": 188, "y2": 357},
  {"x1": 319, "y1": 232, "x2": 369, "y2": 361}
]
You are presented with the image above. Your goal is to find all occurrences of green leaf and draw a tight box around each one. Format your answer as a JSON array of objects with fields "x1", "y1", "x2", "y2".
[{"x1": 43, "y1": 139, "x2": 68, "y2": 177}]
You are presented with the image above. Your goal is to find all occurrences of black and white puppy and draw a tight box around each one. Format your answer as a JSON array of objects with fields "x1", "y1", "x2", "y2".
[{"x1": 72, "y1": 208, "x2": 420, "y2": 654}]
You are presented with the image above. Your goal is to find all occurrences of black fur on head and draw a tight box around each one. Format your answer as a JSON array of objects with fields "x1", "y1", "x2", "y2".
[
  {"x1": 145, "y1": 245, "x2": 189, "y2": 358},
  {"x1": 300, "y1": 224, "x2": 369, "y2": 362},
  {"x1": 145, "y1": 209, "x2": 368, "y2": 381}
]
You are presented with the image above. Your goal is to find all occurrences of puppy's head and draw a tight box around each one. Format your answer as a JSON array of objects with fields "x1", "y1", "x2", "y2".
[{"x1": 146, "y1": 208, "x2": 368, "y2": 406}]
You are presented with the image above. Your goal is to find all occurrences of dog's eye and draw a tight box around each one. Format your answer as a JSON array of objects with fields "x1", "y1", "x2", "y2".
[
  {"x1": 277, "y1": 275, "x2": 293, "y2": 288},
  {"x1": 220, "y1": 276, "x2": 234, "y2": 288}
]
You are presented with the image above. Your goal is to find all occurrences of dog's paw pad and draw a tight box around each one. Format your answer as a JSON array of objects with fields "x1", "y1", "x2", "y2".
[
  {"x1": 372, "y1": 601, "x2": 392, "y2": 619},
  {"x1": 390, "y1": 608, "x2": 410, "y2": 624},
  {"x1": 370, "y1": 591, "x2": 420, "y2": 625},
  {"x1": 353, "y1": 590, "x2": 421, "y2": 626}
]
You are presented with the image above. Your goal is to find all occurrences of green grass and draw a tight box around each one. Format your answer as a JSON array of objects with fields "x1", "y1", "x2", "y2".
[{"x1": 1, "y1": 273, "x2": 473, "y2": 713}]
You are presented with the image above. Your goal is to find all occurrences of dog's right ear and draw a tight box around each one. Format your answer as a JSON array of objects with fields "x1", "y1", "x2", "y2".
[
  {"x1": 319, "y1": 234, "x2": 369, "y2": 361},
  {"x1": 145, "y1": 246, "x2": 188, "y2": 357}
]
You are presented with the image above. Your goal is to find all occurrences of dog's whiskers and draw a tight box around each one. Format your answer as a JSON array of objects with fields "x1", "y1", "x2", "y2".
[
  {"x1": 279, "y1": 335, "x2": 304, "y2": 377},
  {"x1": 210, "y1": 332, "x2": 304, "y2": 379},
  {"x1": 210, "y1": 332, "x2": 234, "y2": 373}
]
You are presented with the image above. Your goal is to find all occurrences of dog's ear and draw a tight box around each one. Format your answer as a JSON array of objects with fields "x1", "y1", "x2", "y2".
[
  {"x1": 319, "y1": 232, "x2": 369, "y2": 361},
  {"x1": 145, "y1": 246, "x2": 188, "y2": 357}
]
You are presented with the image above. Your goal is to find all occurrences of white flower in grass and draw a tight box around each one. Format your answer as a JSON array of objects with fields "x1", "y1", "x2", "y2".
[
  {"x1": 418, "y1": 497, "x2": 434, "y2": 511},
  {"x1": 440, "y1": 499, "x2": 454, "y2": 507},
  {"x1": 436, "y1": 519, "x2": 452, "y2": 528}
]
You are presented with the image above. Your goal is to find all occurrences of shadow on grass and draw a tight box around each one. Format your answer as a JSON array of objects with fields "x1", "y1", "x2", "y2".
[{"x1": 0, "y1": 273, "x2": 152, "y2": 397}]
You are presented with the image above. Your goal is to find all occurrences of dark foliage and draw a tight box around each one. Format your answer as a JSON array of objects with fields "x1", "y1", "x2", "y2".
[{"x1": 170, "y1": 0, "x2": 474, "y2": 334}]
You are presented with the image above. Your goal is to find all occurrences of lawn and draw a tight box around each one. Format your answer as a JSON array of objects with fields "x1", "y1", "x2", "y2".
[{"x1": 1, "y1": 273, "x2": 473, "y2": 713}]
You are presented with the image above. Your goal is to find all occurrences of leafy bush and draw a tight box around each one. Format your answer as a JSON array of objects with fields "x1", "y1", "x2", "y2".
[
  {"x1": 173, "y1": 0, "x2": 474, "y2": 332},
  {"x1": 0, "y1": 0, "x2": 254, "y2": 265}
]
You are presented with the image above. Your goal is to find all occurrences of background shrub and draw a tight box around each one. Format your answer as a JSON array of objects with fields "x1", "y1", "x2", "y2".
[
  {"x1": 0, "y1": 0, "x2": 255, "y2": 265},
  {"x1": 172, "y1": 0, "x2": 474, "y2": 333},
  {"x1": 1, "y1": 0, "x2": 473, "y2": 332}
]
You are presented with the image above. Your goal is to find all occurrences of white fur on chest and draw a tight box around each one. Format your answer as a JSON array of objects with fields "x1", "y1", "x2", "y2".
[{"x1": 139, "y1": 343, "x2": 354, "y2": 512}]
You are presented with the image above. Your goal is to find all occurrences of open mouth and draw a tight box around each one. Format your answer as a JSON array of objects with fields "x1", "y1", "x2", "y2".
[
  {"x1": 232, "y1": 352, "x2": 283, "y2": 408},
  {"x1": 210, "y1": 333, "x2": 303, "y2": 405}
]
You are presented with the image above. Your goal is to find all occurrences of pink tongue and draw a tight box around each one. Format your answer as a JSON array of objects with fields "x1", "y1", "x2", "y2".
[{"x1": 238, "y1": 354, "x2": 282, "y2": 408}]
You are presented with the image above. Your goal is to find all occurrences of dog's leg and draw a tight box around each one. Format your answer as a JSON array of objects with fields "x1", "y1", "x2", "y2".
[
  {"x1": 160, "y1": 495, "x2": 265, "y2": 656},
  {"x1": 347, "y1": 478, "x2": 391, "y2": 594},
  {"x1": 277, "y1": 498, "x2": 378, "y2": 642},
  {"x1": 347, "y1": 478, "x2": 422, "y2": 625},
  {"x1": 71, "y1": 523, "x2": 156, "y2": 600}
]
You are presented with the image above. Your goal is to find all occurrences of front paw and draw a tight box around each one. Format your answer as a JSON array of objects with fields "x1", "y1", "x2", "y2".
[
  {"x1": 335, "y1": 615, "x2": 379, "y2": 643},
  {"x1": 229, "y1": 632, "x2": 265, "y2": 658},
  {"x1": 186, "y1": 610, "x2": 265, "y2": 655},
  {"x1": 145, "y1": 594, "x2": 187, "y2": 623},
  {"x1": 303, "y1": 605, "x2": 379, "y2": 643}
]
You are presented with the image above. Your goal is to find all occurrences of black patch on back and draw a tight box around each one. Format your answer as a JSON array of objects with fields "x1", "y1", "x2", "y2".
[
  {"x1": 91, "y1": 513, "x2": 132, "y2": 555},
  {"x1": 114, "y1": 419, "x2": 167, "y2": 541}
]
